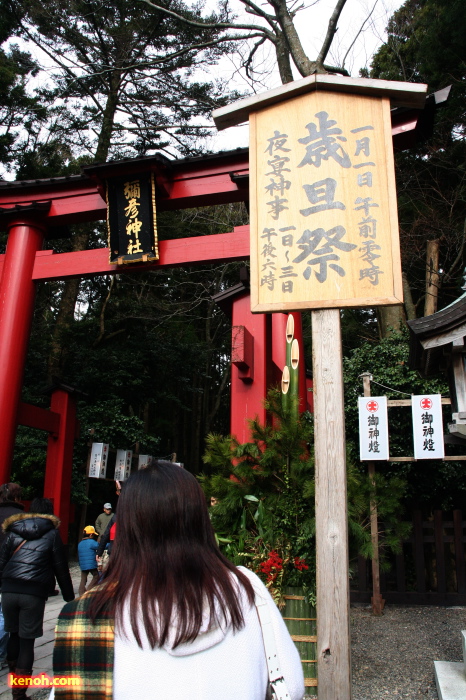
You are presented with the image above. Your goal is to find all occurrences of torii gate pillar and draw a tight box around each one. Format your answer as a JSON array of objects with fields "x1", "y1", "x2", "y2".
[
  {"x1": 0, "y1": 210, "x2": 48, "y2": 482},
  {"x1": 44, "y1": 387, "x2": 78, "y2": 542}
]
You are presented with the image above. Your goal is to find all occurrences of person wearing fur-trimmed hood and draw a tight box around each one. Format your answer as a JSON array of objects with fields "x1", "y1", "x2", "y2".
[{"x1": 0, "y1": 498, "x2": 74, "y2": 699}]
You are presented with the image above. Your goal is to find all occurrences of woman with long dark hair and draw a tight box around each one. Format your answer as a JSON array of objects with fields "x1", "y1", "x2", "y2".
[{"x1": 53, "y1": 461, "x2": 304, "y2": 700}]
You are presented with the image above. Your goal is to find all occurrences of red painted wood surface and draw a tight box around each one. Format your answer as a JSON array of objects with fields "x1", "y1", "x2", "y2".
[
  {"x1": 0, "y1": 227, "x2": 250, "y2": 281},
  {"x1": 0, "y1": 114, "x2": 413, "y2": 224},
  {"x1": 271, "y1": 313, "x2": 287, "y2": 381},
  {"x1": 232, "y1": 325, "x2": 254, "y2": 381},
  {"x1": 291, "y1": 312, "x2": 307, "y2": 412},
  {"x1": 0, "y1": 220, "x2": 45, "y2": 482},
  {"x1": 0, "y1": 151, "x2": 250, "y2": 222},
  {"x1": 17, "y1": 402, "x2": 60, "y2": 435},
  {"x1": 230, "y1": 293, "x2": 270, "y2": 443},
  {"x1": 271, "y1": 312, "x2": 307, "y2": 412},
  {"x1": 44, "y1": 389, "x2": 78, "y2": 544},
  {"x1": 0, "y1": 184, "x2": 107, "y2": 225}
]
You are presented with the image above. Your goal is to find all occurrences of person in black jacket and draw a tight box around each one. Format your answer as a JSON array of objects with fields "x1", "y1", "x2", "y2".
[
  {"x1": 0, "y1": 497, "x2": 74, "y2": 697},
  {"x1": 0, "y1": 484, "x2": 24, "y2": 667}
]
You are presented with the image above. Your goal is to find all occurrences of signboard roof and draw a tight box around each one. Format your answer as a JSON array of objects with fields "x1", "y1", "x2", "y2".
[{"x1": 213, "y1": 74, "x2": 428, "y2": 131}]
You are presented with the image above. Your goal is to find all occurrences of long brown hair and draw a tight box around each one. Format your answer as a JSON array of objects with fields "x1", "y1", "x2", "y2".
[{"x1": 89, "y1": 461, "x2": 254, "y2": 648}]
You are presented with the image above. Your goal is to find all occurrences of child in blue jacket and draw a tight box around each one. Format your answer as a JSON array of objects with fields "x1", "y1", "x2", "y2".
[{"x1": 78, "y1": 526, "x2": 99, "y2": 596}]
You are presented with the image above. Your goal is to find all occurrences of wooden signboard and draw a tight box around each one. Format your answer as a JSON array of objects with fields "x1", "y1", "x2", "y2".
[
  {"x1": 249, "y1": 91, "x2": 402, "y2": 312},
  {"x1": 106, "y1": 172, "x2": 159, "y2": 265},
  {"x1": 213, "y1": 75, "x2": 427, "y2": 700}
]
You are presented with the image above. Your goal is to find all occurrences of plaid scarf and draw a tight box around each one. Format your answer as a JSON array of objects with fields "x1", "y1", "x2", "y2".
[{"x1": 53, "y1": 586, "x2": 114, "y2": 700}]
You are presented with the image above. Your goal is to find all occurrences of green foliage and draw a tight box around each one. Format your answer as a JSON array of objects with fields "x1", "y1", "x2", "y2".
[
  {"x1": 202, "y1": 389, "x2": 317, "y2": 604},
  {"x1": 344, "y1": 328, "x2": 447, "y2": 459},
  {"x1": 344, "y1": 329, "x2": 466, "y2": 511},
  {"x1": 348, "y1": 472, "x2": 411, "y2": 568},
  {"x1": 202, "y1": 388, "x2": 409, "y2": 604},
  {"x1": 10, "y1": 427, "x2": 48, "y2": 500},
  {"x1": 2, "y1": 0, "x2": 244, "y2": 167},
  {"x1": 0, "y1": 43, "x2": 45, "y2": 171},
  {"x1": 76, "y1": 400, "x2": 160, "y2": 453}
]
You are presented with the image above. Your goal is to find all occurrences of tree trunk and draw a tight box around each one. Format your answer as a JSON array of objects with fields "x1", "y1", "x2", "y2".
[
  {"x1": 376, "y1": 305, "x2": 405, "y2": 339},
  {"x1": 47, "y1": 72, "x2": 122, "y2": 381},
  {"x1": 47, "y1": 225, "x2": 92, "y2": 381},
  {"x1": 424, "y1": 239, "x2": 440, "y2": 317},
  {"x1": 402, "y1": 271, "x2": 416, "y2": 321},
  {"x1": 269, "y1": 0, "x2": 314, "y2": 77},
  {"x1": 94, "y1": 71, "x2": 122, "y2": 164},
  {"x1": 274, "y1": 31, "x2": 294, "y2": 84}
]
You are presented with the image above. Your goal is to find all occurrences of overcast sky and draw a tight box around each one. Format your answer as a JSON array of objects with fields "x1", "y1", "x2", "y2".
[{"x1": 206, "y1": 0, "x2": 405, "y2": 152}]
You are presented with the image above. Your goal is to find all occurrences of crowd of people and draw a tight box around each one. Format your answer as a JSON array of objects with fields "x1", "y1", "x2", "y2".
[{"x1": 0, "y1": 464, "x2": 305, "y2": 700}]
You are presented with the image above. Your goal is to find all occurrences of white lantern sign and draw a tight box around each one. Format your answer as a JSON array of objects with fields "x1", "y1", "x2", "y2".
[
  {"x1": 412, "y1": 395, "x2": 444, "y2": 459},
  {"x1": 138, "y1": 454, "x2": 153, "y2": 470},
  {"x1": 358, "y1": 396, "x2": 389, "y2": 461},
  {"x1": 89, "y1": 443, "x2": 109, "y2": 479},
  {"x1": 115, "y1": 449, "x2": 133, "y2": 481}
]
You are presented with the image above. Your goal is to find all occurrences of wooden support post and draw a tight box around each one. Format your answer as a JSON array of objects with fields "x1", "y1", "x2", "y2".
[
  {"x1": 434, "y1": 510, "x2": 446, "y2": 602},
  {"x1": 312, "y1": 309, "x2": 351, "y2": 700},
  {"x1": 361, "y1": 372, "x2": 385, "y2": 616},
  {"x1": 453, "y1": 510, "x2": 466, "y2": 594}
]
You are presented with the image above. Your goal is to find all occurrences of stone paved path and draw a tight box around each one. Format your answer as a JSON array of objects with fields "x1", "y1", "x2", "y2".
[{"x1": 0, "y1": 567, "x2": 81, "y2": 700}]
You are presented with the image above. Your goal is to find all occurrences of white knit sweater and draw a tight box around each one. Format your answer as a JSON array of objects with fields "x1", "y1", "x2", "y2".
[{"x1": 113, "y1": 567, "x2": 305, "y2": 700}]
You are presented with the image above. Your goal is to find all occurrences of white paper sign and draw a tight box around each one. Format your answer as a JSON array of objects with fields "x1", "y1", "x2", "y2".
[
  {"x1": 358, "y1": 396, "x2": 389, "y2": 460},
  {"x1": 89, "y1": 443, "x2": 109, "y2": 479},
  {"x1": 412, "y1": 395, "x2": 444, "y2": 459},
  {"x1": 138, "y1": 455, "x2": 153, "y2": 470},
  {"x1": 115, "y1": 449, "x2": 133, "y2": 481}
]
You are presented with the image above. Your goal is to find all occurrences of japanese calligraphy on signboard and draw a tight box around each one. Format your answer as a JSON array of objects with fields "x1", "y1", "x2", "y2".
[
  {"x1": 358, "y1": 397, "x2": 389, "y2": 461},
  {"x1": 412, "y1": 395, "x2": 445, "y2": 459},
  {"x1": 115, "y1": 449, "x2": 133, "y2": 481},
  {"x1": 106, "y1": 172, "x2": 159, "y2": 265},
  {"x1": 89, "y1": 443, "x2": 109, "y2": 479},
  {"x1": 249, "y1": 91, "x2": 402, "y2": 311}
]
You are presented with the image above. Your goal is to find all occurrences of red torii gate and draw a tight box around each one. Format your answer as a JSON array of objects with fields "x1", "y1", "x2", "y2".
[{"x1": 0, "y1": 107, "x2": 432, "y2": 539}]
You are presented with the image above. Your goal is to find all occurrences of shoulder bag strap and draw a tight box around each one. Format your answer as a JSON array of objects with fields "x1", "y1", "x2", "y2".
[
  {"x1": 12, "y1": 540, "x2": 26, "y2": 556},
  {"x1": 255, "y1": 591, "x2": 292, "y2": 700}
]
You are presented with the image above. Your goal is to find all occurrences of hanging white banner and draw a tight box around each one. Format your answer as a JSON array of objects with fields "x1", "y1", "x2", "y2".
[
  {"x1": 115, "y1": 449, "x2": 133, "y2": 481},
  {"x1": 138, "y1": 454, "x2": 153, "y2": 470},
  {"x1": 358, "y1": 396, "x2": 389, "y2": 461},
  {"x1": 412, "y1": 394, "x2": 444, "y2": 459},
  {"x1": 89, "y1": 443, "x2": 109, "y2": 479}
]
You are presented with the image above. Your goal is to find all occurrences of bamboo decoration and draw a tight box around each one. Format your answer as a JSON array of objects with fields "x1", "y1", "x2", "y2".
[
  {"x1": 281, "y1": 365, "x2": 290, "y2": 412},
  {"x1": 283, "y1": 589, "x2": 318, "y2": 696},
  {"x1": 282, "y1": 314, "x2": 300, "y2": 421},
  {"x1": 290, "y1": 339, "x2": 299, "y2": 416}
]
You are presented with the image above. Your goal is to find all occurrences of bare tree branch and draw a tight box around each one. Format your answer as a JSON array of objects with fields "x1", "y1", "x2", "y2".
[
  {"x1": 342, "y1": 0, "x2": 379, "y2": 70},
  {"x1": 315, "y1": 0, "x2": 349, "y2": 68},
  {"x1": 138, "y1": 0, "x2": 276, "y2": 41}
]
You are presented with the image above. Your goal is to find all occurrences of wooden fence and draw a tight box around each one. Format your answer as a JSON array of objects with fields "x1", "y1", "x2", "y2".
[{"x1": 350, "y1": 510, "x2": 466, "y2": 605}]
